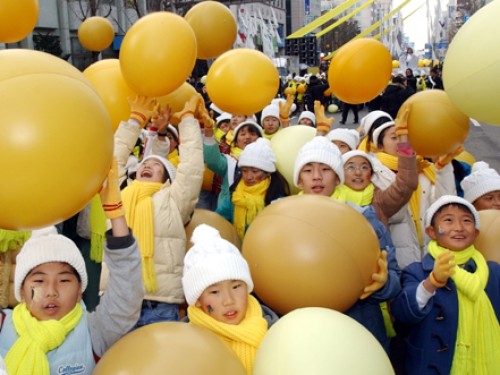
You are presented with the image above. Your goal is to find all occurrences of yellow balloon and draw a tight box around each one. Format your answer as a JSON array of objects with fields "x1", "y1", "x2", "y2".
[
  {"x1": 284, "y1": 86, "x2": 296, "y2": 96},
  {"x1": 270, "y1": 125, "x2": 316, "y2": 194},
  {"x1": 119, "y1": 12, "x2": 197, "y2": 97},
  {"x1": 206, "y1": 48, "x2": 280, "y2": 114},
  {"x1": 418, "y1": 59, "x2": 424, "y2": 67},
  {"x1": 443, "y1": 0, "x2": 500, "y2": 125},
  {"x1": 0, "y1": 49, "x2": 114, "y2": 230},
  {"x1": 328, "y1": 38, "x2": 392, "y2": 104},
  {"x1": 296, "y1": 83, "x2": 306, "y2": 94},
  {"x1": 254, "y1": 308, "x2": 394, "y2": 375},
  {"x1": 454, "y1": 149, "x2": 476, "y2": 167},
  {"x1": 392, "y1": 60, "x2": 399, "y2": 68},
  {"x1": 475, "y1": 210, "x2": 500, "y2": 264},
  {"x1": 327, "y1": 104, "x2": 339, "y2": 113},
  {"x1": 83, "y1": 59, "x2": 136, "y2": 130},
  {"x1": 0, "y1": 0, "x2": 39, "y2": 43},
  {"x1": 78, "y1": 16, "x2": 115, "y2": 52},
  {"x1": 156, "y1": 82, "x2": 197, "y2": 125},
  {"x1": 185, "y1": 1, "x2": 237, "y2": 59}
]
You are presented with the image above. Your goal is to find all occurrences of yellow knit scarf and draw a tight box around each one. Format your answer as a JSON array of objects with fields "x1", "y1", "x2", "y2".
[
  {"x1": 168, "y1": 148, "x2": 179, "y2": 168},
  {"x1": 231, "y1": 145, "x2": 243, "y2": 159},
  {"x1": 214, "y1": 127, "x2": 227, "y2": 143},
  {"x1": 232, "y1": 179, "x2": 270, "y2": 239},
  {"x1": 122, "y1": 179, "x2": 162, "y2": 293},
  {"x1": 89, "y1": 194, "x2": 106, "y2": 263},
  {"x1": 187, "y1": 295, "x2": 268, "y2": 375},
  {"x1": 427, "y1": 241, "x2": 500, "y2": 374},
  {"x1": 5, "y1": 302, "x2": 83, "y2": 375},
  {"x1": 333, "y1": 183, "x2": 375, "y2": 206},
  {"x1": 376, "y1": 152, "x2": 436, "y2": 245}
]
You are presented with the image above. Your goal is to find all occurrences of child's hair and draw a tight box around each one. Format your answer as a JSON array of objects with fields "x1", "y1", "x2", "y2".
[
  {"x1": 372, "y1": 121, "x2": 395, "y2": 149},
  {"x1": 232, "y1": 121, "x2": 263, "y2": 144},
  {"x1": 140, "y1": 155, "x2": 177, "y2": 183},
  {"x1": 424, "y1": 195, "x2": 480, "y2": 229},
  {"x1": 182, "y1": 224, "x2": 253, "y2": 306},
  {"x1": 231, "y1": 171, "x2": 290, "y2": 205},
  {"x1": 15, "y1": 227, "x2": 88, "y2": 302},
  {"x1": 359, "y1": 110, "x2": 393, "y2": 139}
]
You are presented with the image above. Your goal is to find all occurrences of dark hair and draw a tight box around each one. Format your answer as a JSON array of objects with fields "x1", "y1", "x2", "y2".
[
  {"x1": 234, "y1": 124, "x2": 262, "y2": 143},
  {"x1": 230, "y1": 170, "x2": 290, "y2": 205},
  {"x1": 430, "y1": 203, "x2": 475, "y2": 227},
  {"x1": 367, "y1": 116, "x2": 392, "y2": 144}
]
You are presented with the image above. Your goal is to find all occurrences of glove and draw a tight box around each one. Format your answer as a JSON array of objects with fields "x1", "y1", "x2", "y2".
[
  {"x1": 435, "y1": 144, "x2": 464, "y2": 170},
  {"x1": 197, "y1": 99, "x2": 214, "y2": 130},
  {"x1": 127, "y1": 95, "x2": 158, "y2": 128},
  {"x1": 395, "y1": 105, "x2": 410, "y2": 136},
  {"x1": 430, "y1": 250, "x2": 455, "y2": 287},
  {"x1": 279, "y1": 94, "x2": 294, "y2": 121},
  {"x1": 173, "y1": 93, "x2": 202, "y2": 123},
  {"x1": 100, "y1": 157, "x2": 125, "y2": 220},
  {"x1": 314, "y1": 100, "x2": 334, "y2": 133},
  {"x1": 360, "y1": 251, "x2": 388, "y2": 299}
]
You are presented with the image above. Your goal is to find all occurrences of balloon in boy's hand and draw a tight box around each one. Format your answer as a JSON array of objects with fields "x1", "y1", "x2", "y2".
[
  {"x1": 119, "y1": 12, "x2": 197, "y2": 97},
  {"x1": 78, "y1": 16, "x2": 114, "y2": 52},
  {"x1": 156, "y1": 82, "x2": 197, "y2": 125},
  {"x1": 242, "y1": 195, "x2": 380, "y2": 315},
  {"x1": 474, "y1": 210, "x2": 500, "y2": 264},
  {"x1": 0, "y1": 0, "x2": 39, "y2": 43},
  {"x1": 254, "y1": 308, "x2": 394, "y2": 375},
  {"x1": 328, "y1": 39, "x2": 392, "y2": 104},
  {"x1": 397, "y1": 90, "x2": 469, "y2": 158},
  {"x1": 93, "y1": 322, "x2": 247, "y2": 375},
  {"x1": 0, "y1": 49, "x2": 114, "y2": 230},
  {"x1": 184, "y1": 1, "x2": 237, "y2": 59},
  {"x1": 206, "y1": 48, "x2": 280, "y2": 115},
  {"x1": 83, "y1": 59, "x2": 136, "y2": 130}
]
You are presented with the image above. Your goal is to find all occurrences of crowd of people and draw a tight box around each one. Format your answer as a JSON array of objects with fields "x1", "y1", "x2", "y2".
[{"x1": 0, "y1": 63, "x2": 499, "y2": 374}]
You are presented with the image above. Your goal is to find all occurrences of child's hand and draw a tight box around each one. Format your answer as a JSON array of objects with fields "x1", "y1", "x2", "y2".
[
  {"x1": 314, "y1": 100, "x2": 334, "y2": 134},
  {"x1": 430, "y1": 251, "x2": 455, "y2": 287},
  {"x1": 100, "y1": 157, "x2": 125, "y2": 220},
  {"x1": 360, "y1": 251, "x2": 388, "y2": 299},
  {"x1": 127, "y1": 95, "x2": 158, "y2": 128}
]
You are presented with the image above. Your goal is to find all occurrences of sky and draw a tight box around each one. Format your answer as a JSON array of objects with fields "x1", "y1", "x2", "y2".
[{"x1": 395, "y1": 0, "x2": 430, "y2": 52}]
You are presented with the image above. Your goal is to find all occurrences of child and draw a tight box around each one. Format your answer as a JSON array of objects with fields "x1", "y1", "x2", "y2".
[
  {"x1": 461, "y1": 161, "x2": 500, "y2": 211},
  {"x1": 0, "y1": 160, "x2": 144, "y2": 374},
  {"x1": 297, "y1": 110, "x2": 316, "y2": 127},
  {"x1": 391, "y1": 195, "x2": 500, "y2": 374},
  {"x1": 260, "y1": 104, "x2": 282, "y2": 139},
  {"x1": 326, "y1": 128, "x2": 360, "y2": 154},
  {"x1": 216, "y1": 138, "x2": 290, "y2": 239},
  {"x1": 182, "y1": 224, "x2": 273, "y2": 375}
]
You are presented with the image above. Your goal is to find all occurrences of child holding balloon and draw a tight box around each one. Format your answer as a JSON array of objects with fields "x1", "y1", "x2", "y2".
[{"x1": 391, "y1": 195, "x2": 500, "y2": 375}]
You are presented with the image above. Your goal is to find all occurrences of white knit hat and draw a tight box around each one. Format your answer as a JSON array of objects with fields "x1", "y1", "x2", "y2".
[
  {"x1": 461, "y1": 161, "x2": 500, "y2": 204},
  {"x1": 372, "y1": 121, "x2": 395, "y2": 148},
  {"x1": 360, "y1": 110, "x2": 393, "y2": 138},
  {"x1": 424, "y1": 195, "x2": 480, "y2": 229},
  {"x1": 182, "y1": 224, "x2": 253, "y2": 306},
  {"x1": 166, "y1": 125, "x2": 179, "y2": 143},
  {"x1": 261, "y1": 104, "x2": 281, "y2": 126},
  {"x1": 327, "y1": 128, "x2": 360, "y2": 151},
  {"x1": 15, "y1": 227, "x2": 88, "y2": 302},
  {"x1": 233, "y1": 120, "x2": 263, "y2": 141},
  {"x1": 298, "y1": 111, "x2": 316, "y2": 126},
  {"x1": 216, "y1": 112, "x2": 232, "y2": 126},
  {"x1": 141, "y1": 154, "x2": 177, "y2": 182},
  {"x1": 293, "y1": 136, "x2": 344, "y2": 186},
  {"x1": 342, "y1": 150, "x2": 375, "y2": 170},
  {"x1": 238, "y1": 138, "x2": 276, "y2": 173}
]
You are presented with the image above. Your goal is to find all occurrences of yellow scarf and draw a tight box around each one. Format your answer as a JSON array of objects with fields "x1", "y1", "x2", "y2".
[
  {"x1": 122, "y1": 179, "x2": 162, "y2": 293},
  {"x1": 5, "y1": 302, "x2": 83, "y2": 375},
  {"x1": 89, "y1": 194, "x2": 106, "y2": 263},
  {"x1": 168, "y1": 148, "x2": 180, "y2": 168},
  {"x1": 214, "y1": 127, "x2": 227, "y2": 143},
  {"x1": 427, "y1": 241, "x2": 500, "y2": 374},
  {"x1": 231, "y1": 145, "x2": 243, "y2": 159},
  {"x1": 333, "y1": 183, "x2": 375, "y2": 206},
  {"x1": 376, "y1": 152, "x2": 436, "y2": 245},
  {"x1": 232, "y1": 179, "x2": 270, "y2": 239},
  {"x1": 0, "y1": 229, "x2": 30, "y2": 253},
  {"x1": 188, "y1": 295, "x2": 268, "y2": 375},
  {"x1": 225, "y1": 129, "x2": 235, "y2": 145}
]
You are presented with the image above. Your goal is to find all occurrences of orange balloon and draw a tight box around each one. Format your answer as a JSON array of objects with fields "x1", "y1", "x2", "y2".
[
  {"x1": 0, "y1": 0, "x2": 39, "y2": 43},
  {"x1": 185, "y1": 1, "x2": 237, "y2": 59},
  {"x1": 206, "y1": 48, "x2": 280, "y2": 114},
  {"x1": 328, "y1": 39, "x2": 392, "y2": 104},
  {"x1": 475, "y1": 210, "x2": 500, "y2": 264},
  {"x1": 284, "y1": 86, "x2": 296, "y2": 96},
  {"x1": 83, "y1": 59, "x2": 136, "y2": 130},
  {"x1": 78, "y1": 16, "x2": 115, "y2": 52},
  {"x1": 0, "y1": 49, "x2": 113, "y2": 230},
  {"x1": 397, "y1": 90, "x2": 469, "y2": 158},
  {"x1": 119, "y1": 12, "x2": 197, "y2": 96},
  {"x1": 296, "y1": 84, "x2": 306, "y2": 94},
  {"x1": 157, "y1": 82, "x2": 197, "y2": 125},
  {"x1": 185, "y1": 209, "x2": 241, "y2": 251},
  {"x1": 242, "y1": 195, "x2": 380, "y2": 315},
  {"x1": 93, "y1": 322, "x2": 247, "y2": 375},
  {"x1": 392, "y1": 60, "x2": 399, "y2": 69}
]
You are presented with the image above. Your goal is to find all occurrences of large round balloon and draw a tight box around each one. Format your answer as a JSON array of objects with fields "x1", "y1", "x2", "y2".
[
  {"x1": 185, "y1": 209, "x2": 241, "y2": 251},
  {"x1": 0, "y1": 49, "x2": 113, "y2": 230},
  {"x1": 78, "y1": 16, "x2": 115, "y2": 52},
  {"x1": 443, "y1": 0, "x2": 500, "y2": 125},
  {"x1": 156, "y1": 82, "x2": 197, "y2": 125},
  {"x1": 93, "y1": 322, "x2": 246, "y2": 374},
  {"x1": 270, "y1": 125, "x2": 316, "y2": 195},
  {"x1": 328, "y1": 38, "x2": 392, "y2": 104},
  {"x1": 119, "y1": 12, "x2": 197, "y2": 96},
  {"x1": 475, "y1": 209, "x2": 500, "y2": 264},
  {"x1": 0, "y1": 0, "x2": 39, "y2": 43},
  {"x1": 254, "y1": 307, "x2": 394, "y2": 375},
  {"x1": 242, "y1": 195, "x2": 380, "y2": 315},
  {"x1": 206, "y1": 48, "x2": 280, "y2": 114},
  {"x1": 83, "y1": 59, "x2": 136, "y2": 131},
  {"x1": 397, "y1": 90, "x2": 469, "y2": 158},
  {"x1": 184, "y1": 1, "x2": 237, "y2": 59}
]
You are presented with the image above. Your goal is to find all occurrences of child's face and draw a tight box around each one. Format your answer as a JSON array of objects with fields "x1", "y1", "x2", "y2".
[
  {"x1": 425, "y1": 205, "x2": 479, "y2": 251},
  {"x1": 473, "y1": 190, "x2": 500, "y2": 211},
  {"x1": 262, "y1": 116, "x2": 280, "y2": 135},
  {"x1": 230, "y1": 115, "x2": 247, "y2": 130},
  {"x1": 343, "y1": 156, "x2": 372, "y2": 191},
  {"x1": 235, "y1": 126, "x2": 259, "y2": 150},
  {"x1": 137, "y1": 158, "x2": 167, "y2": 183},
  {"x1": 298, "y1": 118, "x2": 314, "y2": 127},
  {"x1": 332, "y1": 140, "x2": 351, "y2": 154},
  {"x1": 241, "y1": 167, "x2": 270, "y2": 187},
  {"x1": 218, "y1": 121, "x2": 230, "y2": 133},
  {"x1": 21, "y1": 262, "x2": 82, "y2": 321},
  {"x1": 381, "y1": 126, "x2": 398, "y2": 156},
  {"x1": 195, "y1": 280, "x2": 248, "y2": 325},
  {"x1": 298, "y1": 162, "x2": 340, "y2": 196}
]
